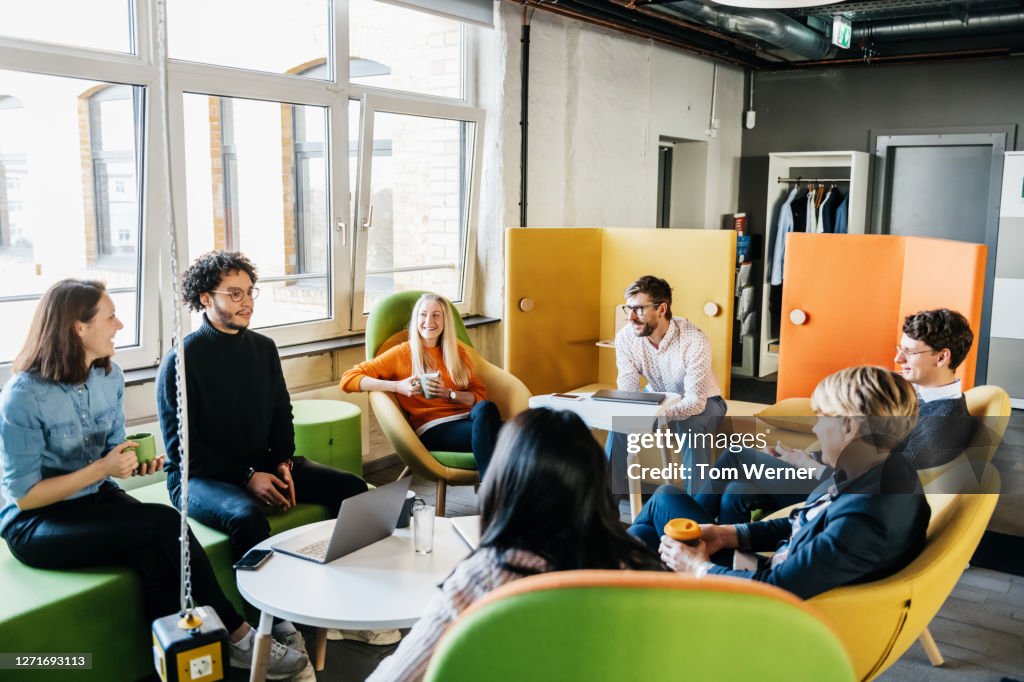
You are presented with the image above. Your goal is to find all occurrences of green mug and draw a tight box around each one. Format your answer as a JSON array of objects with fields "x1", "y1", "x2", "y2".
[{"x1": 125, "y1": 432, "x2": 157, "y2": 465}]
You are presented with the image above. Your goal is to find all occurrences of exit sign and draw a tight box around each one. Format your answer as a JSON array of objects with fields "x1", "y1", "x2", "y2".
[{"x1": 833, "y1": 16, "x2": 852, "y2": 49}]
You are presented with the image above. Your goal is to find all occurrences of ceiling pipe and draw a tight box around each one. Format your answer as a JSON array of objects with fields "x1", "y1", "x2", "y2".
[
  {"x1": 520, "y1": 0, "x2": 763, "y2": 68},
  {"x1": 853, "y1": 8, "x2": 1024, "y2": 42},
  {"x1": 611, "y1": 0, "x2": 763, "y2": 53},
  {"x1": 657, "y1": 0, "x2": 835, "y2": 60}
]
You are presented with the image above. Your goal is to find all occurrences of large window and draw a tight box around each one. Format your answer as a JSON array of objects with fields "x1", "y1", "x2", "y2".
[
  {"x1": 0, "y1": 70, "x2": 151, "y2": 368},
  {"x1": 0, "y1": 0, "x2": 484, "y2": 375}
]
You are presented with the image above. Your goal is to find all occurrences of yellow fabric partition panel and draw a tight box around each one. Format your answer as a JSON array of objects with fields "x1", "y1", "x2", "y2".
[
  {"x1": 598, "y1": 228, "x2": 736, "y2": 398},
  {"x1": 778, "y1": 234, "x2": 986, "y2": 400},
  {"x1": 504, "y1": 228, "x2": 603, "y2": 395},
  {"x1": 505, "y1": 227, "x2": 736, "y2": 397}
]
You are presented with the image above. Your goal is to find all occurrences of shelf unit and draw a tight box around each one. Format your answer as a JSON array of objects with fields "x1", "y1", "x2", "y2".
[{"x1": 758, "y1": 151, "x2": 871, "y2": 378}]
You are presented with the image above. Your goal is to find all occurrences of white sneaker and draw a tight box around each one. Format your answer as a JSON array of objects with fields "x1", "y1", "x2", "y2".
[
  {"x1": 325, "y1": 628, "x2": 401, "y2": 646},
  {"x1": 272, "y1": 621, "x2": 307, "y2": 654},
  {"x1": 229, "y1": 629, "x2": 309, "y2": 680}
]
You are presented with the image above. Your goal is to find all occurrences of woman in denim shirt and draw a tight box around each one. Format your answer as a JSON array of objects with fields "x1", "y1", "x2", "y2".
[{"x1": 0, "y1": 279, "x2": 307, "y2": 677}]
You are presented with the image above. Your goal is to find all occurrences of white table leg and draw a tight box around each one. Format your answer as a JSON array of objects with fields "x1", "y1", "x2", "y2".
[
  {"x1": 627, "y1": 450, "x2": 643, "y2": 521},
  {"x1": 249, "y1": 610, "x2": 274, "y2": 682}
]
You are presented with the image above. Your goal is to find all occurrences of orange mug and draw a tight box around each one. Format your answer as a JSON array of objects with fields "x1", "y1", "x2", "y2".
[{"x1": 664, "y1": 518, "x2": 702, "y2": 548}]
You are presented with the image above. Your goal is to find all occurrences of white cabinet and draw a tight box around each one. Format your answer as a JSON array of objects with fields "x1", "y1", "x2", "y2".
[{"x1": 758, "y1": 151, "x2": 870, "y2": 377}]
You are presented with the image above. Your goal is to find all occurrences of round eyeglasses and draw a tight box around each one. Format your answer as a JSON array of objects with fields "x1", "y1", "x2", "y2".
[
  {"x1": 211, "y1": 287, "x2": 260, "y2": 303},
  {"x1": 895, "y1": 345, "x2": 938, "y2": 358}
]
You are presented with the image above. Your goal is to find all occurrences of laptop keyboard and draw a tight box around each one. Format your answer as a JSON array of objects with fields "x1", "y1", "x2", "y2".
[{"x1": 299, "y1": 538, "x2": 329, "y2": 560}]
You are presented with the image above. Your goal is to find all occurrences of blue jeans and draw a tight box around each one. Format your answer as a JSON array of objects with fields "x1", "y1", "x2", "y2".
[
  {"x1": 169, "y1": 456, "x2": 367, "y2": 560},
  {"x1": 605, "y1": 395, "x2": 727, "y2": 496},
  {"x1": 694, "y1": 446, "x2": 820, "y2": 524},
  {"x1": 627, "y1": 484, "x2": 715, "y2": 550},
  {"x1": 419, "y1": 400, "x2": 503, "y2": 477}
]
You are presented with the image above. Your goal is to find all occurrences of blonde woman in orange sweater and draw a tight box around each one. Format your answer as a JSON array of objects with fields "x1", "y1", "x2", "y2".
[{"x1": 341, "y1": 294, "x2": 504, "y2": 475}]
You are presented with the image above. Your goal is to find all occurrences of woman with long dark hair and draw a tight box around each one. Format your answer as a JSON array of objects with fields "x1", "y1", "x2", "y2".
[
  {"x1": 368, "y1": 407, "x2": 664, "y2": 682},
  {"x1": 0, "y1": 279, "x2": 307, "y2": 678}
]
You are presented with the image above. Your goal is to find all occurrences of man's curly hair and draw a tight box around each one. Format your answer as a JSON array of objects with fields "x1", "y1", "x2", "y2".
[
  {"x1": 902, "y1": 308, "x2": 973, "y2": 371},
  {"x1": 181, "y1": 251, "x2": 259, "y2": 312}
]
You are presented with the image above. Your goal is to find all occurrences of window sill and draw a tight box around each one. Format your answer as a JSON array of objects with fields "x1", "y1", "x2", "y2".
[{"x1": 123, "y1": 315, "x2": 501, "y2": 387}]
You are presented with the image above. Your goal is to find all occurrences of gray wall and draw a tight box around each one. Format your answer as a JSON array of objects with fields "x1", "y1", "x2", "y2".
[
  {"x1": 738, "y1": 56, "x2": 1024, "y2": 362},
  {"x1": 739, "y1": 56, "x2": 1024, "y2": 242}
]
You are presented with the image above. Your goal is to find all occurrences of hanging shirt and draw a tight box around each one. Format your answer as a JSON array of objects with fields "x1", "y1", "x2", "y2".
[
  {"x1": 769, "y1": 187, "x2": 799, "y2": 286},
  {"x1": 814, "y1": 189, "x2": 831, "y2": 234},
  {"x1": 834, "y1": 195, "x2": 849, "y2": 233},
  {"x1": 804, "y1": 190, "x2": 816, "y2": 232}
]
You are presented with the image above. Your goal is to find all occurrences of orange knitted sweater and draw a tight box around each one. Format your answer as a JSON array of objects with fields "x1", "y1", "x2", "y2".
[{"x1": 340, "y1": 343, "x2": 487, "y2": 432}]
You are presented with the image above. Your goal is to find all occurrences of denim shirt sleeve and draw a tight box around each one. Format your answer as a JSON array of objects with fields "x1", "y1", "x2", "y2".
[
  {"x1": 0, "y1": 379, "x2": 47, "y2": 500},
  {"x1": 104, "y1": 368, "x2": 126, "y2": 453}
]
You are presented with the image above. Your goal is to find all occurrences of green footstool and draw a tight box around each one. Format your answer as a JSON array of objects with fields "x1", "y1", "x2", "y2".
[{"x1": 292, "y1": 399, "x2": 363, "y2": 477}]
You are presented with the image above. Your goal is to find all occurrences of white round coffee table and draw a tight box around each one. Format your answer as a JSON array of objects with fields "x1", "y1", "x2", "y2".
[{"x1": 238, "y1": 517, "x2": 470, "y2": 681}]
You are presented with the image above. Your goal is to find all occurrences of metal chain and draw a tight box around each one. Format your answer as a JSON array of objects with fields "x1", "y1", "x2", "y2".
[{"x1": 154, "y1": 0, "x2": 195, "y2": 616}]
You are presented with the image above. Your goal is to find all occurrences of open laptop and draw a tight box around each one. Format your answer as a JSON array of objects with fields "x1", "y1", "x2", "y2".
[
  {"x1": 272, "y1": 477, "x2": 413, "y2": 564},
  {"x1": 591, "y1": 389, "x2": 666, "y2": 405}
]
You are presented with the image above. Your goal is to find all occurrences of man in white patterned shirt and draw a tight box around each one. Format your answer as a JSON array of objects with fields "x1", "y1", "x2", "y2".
[{"x1": 607, "y1": 275, "x2": 727, "y2": 495}]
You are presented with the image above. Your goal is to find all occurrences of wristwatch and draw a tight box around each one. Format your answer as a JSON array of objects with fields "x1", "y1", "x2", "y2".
[{"x1": 449, "y1": 389, "x2": 458, "y2": 401}]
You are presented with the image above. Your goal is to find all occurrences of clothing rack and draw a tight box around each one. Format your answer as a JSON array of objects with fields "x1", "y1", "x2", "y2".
[{"x1": 777, "y1": 177, "x2": 851, "y2": 183}]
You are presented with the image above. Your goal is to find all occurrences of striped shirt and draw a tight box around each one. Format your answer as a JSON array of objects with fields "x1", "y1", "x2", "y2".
[
  {"x1": 367, "y1": 547, "x2": 549, "y2": 682},
  {"x1": 614, "y1": 316, "x2": 721, "y2": 420}
]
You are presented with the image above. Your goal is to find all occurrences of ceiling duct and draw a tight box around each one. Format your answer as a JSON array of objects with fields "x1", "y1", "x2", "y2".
[
  {"x1": 852, "y1": 7, "x2": 1024, "y2": 41},
  {"x1": 659, "y1": 0, "x2": 835, "y2": 60}
]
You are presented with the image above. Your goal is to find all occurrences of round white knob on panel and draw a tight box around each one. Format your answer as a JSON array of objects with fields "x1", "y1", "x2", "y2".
[
  {"x1": 789, "y1": 309, "x2": 808, "y2": 325},
  {"x1": 518, "y1": 297, "x2": 535, "y2": 312},
  {"x1": 703, "y1": 302, "x2": 720, "y2": 317}
]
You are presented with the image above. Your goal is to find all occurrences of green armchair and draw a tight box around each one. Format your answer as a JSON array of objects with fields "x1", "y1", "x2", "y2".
[{"x1": 365, "y1": 291, "x2": 531, "y2": 515}]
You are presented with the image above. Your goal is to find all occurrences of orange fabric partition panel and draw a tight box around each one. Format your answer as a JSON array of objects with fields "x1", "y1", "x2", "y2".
[
  {"x1": 504, "y1": 228, "x2": 603, "y2": 395},
  {"x1": 778, "y1": 234, "x2": 987, "y2": 400},
  {"x1": 598, "y1": 228, "x2": 736, "y2": 398},
  {"x1": 897, "y1": 237, "x2": 986, "y2": 391},
  {"x1": 778, "y1": 235, "x2": 905, "y2": 400}
]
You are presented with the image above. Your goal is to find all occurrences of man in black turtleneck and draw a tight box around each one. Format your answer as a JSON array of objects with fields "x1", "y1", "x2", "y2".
[{"x1": 157, "y1": 251, "x2": 368, "y2": 564}]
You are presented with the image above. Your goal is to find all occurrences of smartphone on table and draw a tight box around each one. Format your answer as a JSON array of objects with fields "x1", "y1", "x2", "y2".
[
  {"x1": 552, "y1": 393, "x2": 585, "y2": 401},
  {"x1": 233, "y1": 548, "x2": 273, "y2": 571}
]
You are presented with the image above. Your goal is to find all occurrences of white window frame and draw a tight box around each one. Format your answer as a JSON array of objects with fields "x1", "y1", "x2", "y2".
[
  {"x1": 0, "y1": 14, "x2": 166, "y2": 383},
  {"x1": 0, "y1": 0, "x2": 484, "y2": 379},
  {"x1": 164, "y1": 66, "x2": 355, "y2": 346},
  {"x1": 349, "y1": 92, "x2": 483, "y2": 329}
]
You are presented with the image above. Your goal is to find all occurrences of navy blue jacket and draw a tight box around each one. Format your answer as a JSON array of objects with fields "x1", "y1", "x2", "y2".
[{"x1": 709, "y1": 452, "x2": 929, "y2": 599}]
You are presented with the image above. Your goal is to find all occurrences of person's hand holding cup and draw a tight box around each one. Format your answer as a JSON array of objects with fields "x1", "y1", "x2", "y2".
[
  {"x1": 124, "y1": 433, "x2": 164, "y2": 476},
  {"x1": 418, "y1": 371, "x2": 442, "y2": 400}
]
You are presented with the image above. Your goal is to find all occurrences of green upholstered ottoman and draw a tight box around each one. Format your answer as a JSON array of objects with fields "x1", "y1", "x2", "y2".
[
  {"x1": 0, "y1": 481, "x2": 331, "y2": 682},
  {"x1": 292, "y1": 399, "x2": 363, "y2": 477}
]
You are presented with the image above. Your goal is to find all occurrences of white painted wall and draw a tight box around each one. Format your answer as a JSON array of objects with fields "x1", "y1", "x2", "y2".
[{"x1": 473, "y1": 3, "x2": 744, "y2": 321}]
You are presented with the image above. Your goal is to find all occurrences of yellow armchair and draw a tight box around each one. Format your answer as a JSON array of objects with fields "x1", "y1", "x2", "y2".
[
  {"x1": 364, "y1": 291, "x2": 531, "y2": 515},
  {"x1": 804, "y1": 466, "x2": 1000, "y2": 680}
]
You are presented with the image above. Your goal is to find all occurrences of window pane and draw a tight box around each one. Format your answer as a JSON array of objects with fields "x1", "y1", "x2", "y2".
[
  {"x1": 182, "y1": 93, "x2": 331, "y2": 330},
  {"x1": 0, "y1": 0, "x2": 133, "y2": 53},
  {"x1": 350, "y1": 0, "x2": 463, "y2": 98},
  {"x1": 362, "y1": 112, "x2": 471, "y2": 314},
  {"x1": 0, "y1": 71, "x2": 143, "y2": 364},
  {"x1": 168, "y1": 0, "x2": 330, "y2": 79}
]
